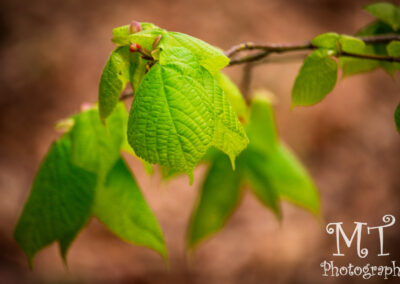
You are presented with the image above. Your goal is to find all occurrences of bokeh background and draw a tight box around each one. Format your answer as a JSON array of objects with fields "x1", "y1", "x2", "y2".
[{"x1": 1, "y1": 0, "x2": 400, "y2": 283}]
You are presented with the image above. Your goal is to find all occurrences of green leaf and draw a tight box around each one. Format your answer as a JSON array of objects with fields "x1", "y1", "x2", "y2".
[
  {"x1": 395, "y1": 102, "x2": 400, "y2": 133},
  {"x1": 245, "y1": 96, "x2": 319, "y2": 215},
  {"x1": 338, "y1": 35, "x2": 366, "y2": 53},
  {"x1": 209, "y1": 74, "x2": 249, "y2": 168},
  {"x1": 14, "y1": 136, "x2": 97, "y2": 266},
  {"x1": 365, "y1": 3, "x2": 400, "y2": 31},
  {"x1": 111, "y1": 23, "x2": 162, "y2": 46},
  {"x1": 244, "y1": 150, "x2": 281, "y2": 216},
  {"x1": 127, "y1": 60, "x2": 214, "y2": 178},
  {"x1": 70, "y1": 103, "x2": 128, "y2": 177},
  {"x1": 93, "y1": 158, "x2": 167, "y2": 258},
  {"x1": 387, "y1": 40, "x2": 400, "y2": 69},
  {"x1": 357, "y1": 20, "x2": 396, "y2": 36},
  {"x1": 246, "y1": 95, "x2": 278, "y2": 153},
  {"x1": 339, "y1": 45, "x2": 380, "y2": 77},
  {"x1": 214, "y1": 72, "x2": 249, "y2": 122},
  {"x1": 160, "y1": 32, "x2": 229, "y2": 73},
  {"x1": 128, "y1": 48, "x2": 246, "y2": 179},
  {"x1": 187, "y1": 153, "x2": 243, "y2": 248},
  {"x1": 99, "y1": 47, "x2": 131, "y2": 121},
  {"x1": 311, "y1": 32, "x2": 339, "y2": 50},
  {"x1": 292, "y1": 49, "x2": 338, "y2": 106}
]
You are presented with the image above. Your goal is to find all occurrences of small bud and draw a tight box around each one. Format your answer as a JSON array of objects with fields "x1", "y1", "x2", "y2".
[
  {"x1": 129, "y1": 21, "x2": 142, "y2": 34},
  {"x1": 129, "y1": 43, "x2": 141, "y2": 52},
  {"x1": 152, "y1": 35, "x2": 162, "y2": 49}
]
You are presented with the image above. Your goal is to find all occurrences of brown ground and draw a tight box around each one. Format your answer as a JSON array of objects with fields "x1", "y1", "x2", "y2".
[{"x1": 1, "y1": 0, "x2": 400, "y2": 283}]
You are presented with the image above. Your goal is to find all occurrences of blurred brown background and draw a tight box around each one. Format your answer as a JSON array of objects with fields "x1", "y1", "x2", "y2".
[{"x1": 1, "y1": 0, "x2": 400, "y2": 283}]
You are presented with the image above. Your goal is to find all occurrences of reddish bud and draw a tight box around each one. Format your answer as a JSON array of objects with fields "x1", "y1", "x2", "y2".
[
  {"x1": 129, "y1": 43, "x2": 141, "y2": 52},
  {"x1": 152, "y1": 35, "x2": 162, "y2": 49},
  {"x1": 129, "y1": 21, "x2": 142, "y2": 34}
]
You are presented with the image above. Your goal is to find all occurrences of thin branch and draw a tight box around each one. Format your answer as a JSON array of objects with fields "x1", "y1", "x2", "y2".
[
  {"x1": 226, "y1": 34, "x2": 400, "y2": 66},
  {"x1": 119, "y1": 91, "x2": 134, "y2": 101}
]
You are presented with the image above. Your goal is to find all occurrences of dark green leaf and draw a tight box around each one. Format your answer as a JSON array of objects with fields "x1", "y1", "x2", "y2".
[
  {"x1": 395, "y1": 102, "x2": 400, "y2": 133},
  {"x1": 187, "y1": 154, "x2": 243, "y2": 248},
  {"x1": 14, "y1": 136, "x2": 97, "y2": 266},
  {"x1": 365, "y1": 3, "x2": 400, "y2": 31},
  {"x1": 93, "y1": 158, "x2": 167, "y2": 258}
]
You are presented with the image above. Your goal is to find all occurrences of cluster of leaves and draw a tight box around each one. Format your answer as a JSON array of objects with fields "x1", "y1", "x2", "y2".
[
  {"x1": 291, "y1": 2, "x2": 400, "y2": 130},
  {"x1": 14, "y1": 104, "x2": 166, "y2": 266},
  {"x1": 16, "y1": 2, "x2": 400, "y2": 267},
  {"x1": 14, "y1": 20, "x2": 319, "y2": 266}
]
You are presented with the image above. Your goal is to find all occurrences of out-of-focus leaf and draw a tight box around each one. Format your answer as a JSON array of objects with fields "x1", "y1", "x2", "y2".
[
  {"x1": 70, "y1": 103, "x2": 128, "y2": 177},
  {"x1": 93, "y1": 158, "x2": 167, "y2": 258},
  {"x1": 338, "y1": 35, "x2": 366, "y2": 53},
  {"x1": 188, "y1": 154, "x2": 243, "y2": 248},
  {"x1": 311, "y1": 33, "x2": 339, "y2": 50},
  {"x1": 292, "y1": 49, "x2": 338, "y2": 106},
  {"x1": 387, "y1": 40, "x2": 400, "y2": 69},
  {"x1": 365, "y1": 3, "x2": 400, "y2": 31},
  {"x1": 395, "y1": 102, "x2": 400, "y2": 133},
  {"x1": 14, "y1": 136, "x2": 97, "y2": 266}
]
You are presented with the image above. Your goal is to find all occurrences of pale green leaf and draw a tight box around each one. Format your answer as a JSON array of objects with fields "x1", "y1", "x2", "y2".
[
  {"x1": 365, "y1": 3, "x2": 400, "y2": 31},
  {"x1": 214, "y1": 72, "x2": 249, "y2": 122},
  {"x1": 111, "y1": 23, "x2": 162, "y2": 46},
  {"x1": 127, "y1": 61, "x2": 214, "y2": 178},
  {"x1": 99, "y1": 47, "x2": 131, "y2": 120},
  {"x1": 187, "y1": 154, "x2": 243, "y2": 248},
  {"x1": 93, "y1": 158, "x2": 167, "y2": 258},
  {"x1": 208, "y1": 74, "x2": 248, "y2": 168},
  {"x1": 70, "y1": 103, "x2": 128, "y2": 177},
  {"x1": 338, "y1": 35, "x2": 366, "y2": 53},
  {"x1": 339, "y1": 45, "x2": 380, "y2": 77},
  {"x1": 292, "y1": 49, "x2": 338, "y2": 106},
  {"x1": 160, "y1": 32, "x2": 229, "y2": 73},
  {"x1": 311, "y1": 32, "x2": 339, "y2": 49},
  {"x1": 14, "y1": 136, "x2": 97, "y2": 266}
]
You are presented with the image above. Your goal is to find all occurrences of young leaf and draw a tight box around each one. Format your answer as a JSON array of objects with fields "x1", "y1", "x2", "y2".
[
  {"x1": 244, "y1": 150, "x2": 281, "y2": 216},
  {"x1": 160, "y1": 32, "x2": 229, "y2": 74},
  {"x1": 365, "y1": 3, "x2": 400, "y2": 31},
  {"x1": 70, "y1": 103, "x2": 128, "y2": 177},
  {"x1": 93, "y1": 158, "x2": 167, "y2": 258},
  {"x1": 111, "y1": 23, "x2": 162, "y2": 46},
  {"x1": 395, "y1": 103, "x2": 400, "y2": 133},
  {"x1": 128, "y1": 48, "x2": 247, "y2": 179},
  {"x1": 127, "y1": 61, "x2": 214, "y2": 178},
  {"x1": 338, "y1": 35, "x2": 366, "y2": 53},
  {"x1": 14, "y1": 136, "x2": 97, "y2": 266},
  {"x1": 187, "y1": 154, "x2": 243, "y2": 248},
  {"x1": 387, "y1": 40, "x2": 400, "y2": 69},
  {"x1": 214, "y1": 72, "x2": 249, "y2": 122},
  {"x1": 209, "y1": 75, "x2": 249, "y2": 168},
  {"x1": 311, "y1": 32, "x2": 339, "y2": 50},
  {"x1": 245, "y1": 96, "x2": 319, "y2": 215},
  {"x1": 99, "y1": 47, "x2": 131, "y2": 121},
  {"x1": 339, "y1": 45, "x2": 380, "y2": 77},
  {"x1": 292, "y1": 49, "x2": 338, "y2": 106}
]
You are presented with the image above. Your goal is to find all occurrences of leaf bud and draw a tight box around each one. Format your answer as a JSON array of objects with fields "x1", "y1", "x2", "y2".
[
  {"x1": 129, "y1": 43, "x2": 141, "y2": 52},
  {"x1": 152, "y1": 35, "x2": 162, "y2": 49},
  {"x1": 129, "y1": 21, "x2": 142, "y2": 34}
]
